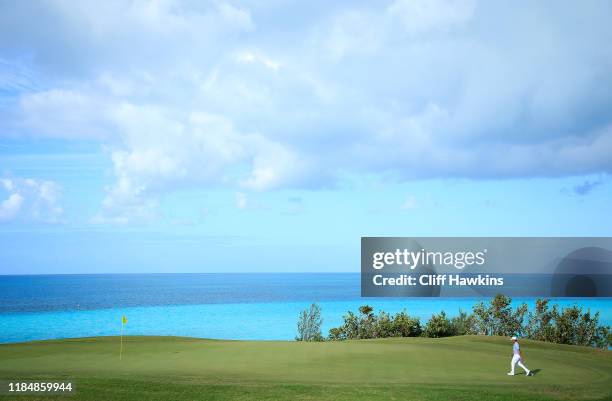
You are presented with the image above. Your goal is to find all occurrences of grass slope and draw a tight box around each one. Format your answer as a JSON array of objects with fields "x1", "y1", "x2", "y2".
[{"x1": 0, "y1": 335, "x2": 610, "y2": 401}]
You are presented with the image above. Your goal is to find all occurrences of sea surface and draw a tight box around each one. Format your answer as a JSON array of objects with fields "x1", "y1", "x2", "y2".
[{"x1": 0, "y1": 273, "x2": 610, "y2": 343}]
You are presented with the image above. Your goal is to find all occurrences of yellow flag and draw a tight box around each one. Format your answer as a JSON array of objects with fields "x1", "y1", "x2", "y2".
[{"x1": 122, "y1": 315, "x2": 128, "y2": 325}]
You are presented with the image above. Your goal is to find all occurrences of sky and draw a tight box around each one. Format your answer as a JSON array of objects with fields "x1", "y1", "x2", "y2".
[{"x1": 0, "y1": 0, "x2": 611, "y2": 274}]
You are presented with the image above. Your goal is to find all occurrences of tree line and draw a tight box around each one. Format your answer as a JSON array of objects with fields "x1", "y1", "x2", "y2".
[{"x1": 296, "y1": 294, "x2": 611, "y2": 348}]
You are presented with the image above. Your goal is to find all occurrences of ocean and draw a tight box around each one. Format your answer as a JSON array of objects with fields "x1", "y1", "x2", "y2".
[{"x1": 0, "y1": 273, "x2": 610, "y2": 343}]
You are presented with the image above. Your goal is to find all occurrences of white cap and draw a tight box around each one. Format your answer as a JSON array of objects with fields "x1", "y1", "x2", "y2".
[{"x1": 511, "y1": 336, "x2": 517, "y2": 340}]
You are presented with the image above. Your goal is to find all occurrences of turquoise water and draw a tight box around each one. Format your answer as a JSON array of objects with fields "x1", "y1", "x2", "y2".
[
  {"x1": 2, "y1": 298, "x2": 610, "y2": 344},
  {"x1": 0, "y1": 274, "x2": 610, "y2": 343}
]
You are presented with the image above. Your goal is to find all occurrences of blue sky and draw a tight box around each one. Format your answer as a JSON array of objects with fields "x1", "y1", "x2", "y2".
[{"x1": 1, "y1": 0, "x2": 611, "y2": 274}]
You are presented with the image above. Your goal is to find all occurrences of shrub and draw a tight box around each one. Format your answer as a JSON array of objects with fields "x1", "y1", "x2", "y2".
[
  {"x1": 357, "y1": 305, "x2": 376, "y2": 339},
  {"x1": 391, "y1": 311, "x2": 422, "y2": 337},
  {"x1": 450, "y1": 309, "x2": 477, "y2": 335},
  {"x1": 327, "y1": 306, "x2": 421, "y2": 340},
  {"x1": 296, "y1": 303, "x2": 324, "y2": 342},
  {"x1": 472, "y1": 294, "x2": 527, "y2": 337},
  {"x1": 318, "y1": 296, "x2": 611, "y2": 348},
  {"x1": 328, "y1": 327, "x2": 345, "y2": 341},
  {"x1": 525, "y1": 299, "x2": 610, "y2": 348},
  {"x1": 595, "y1": 326, "x2": 611, "y2": 349},
  {"x1": 423, "y1": 311, "x2": 454, "y2": 338},
  {"x1": 525, "y1": 298, "x2": 555, "y2": 341},
  {"x1": 375, "y1": 311, "x2": 394, "y2": 338}
]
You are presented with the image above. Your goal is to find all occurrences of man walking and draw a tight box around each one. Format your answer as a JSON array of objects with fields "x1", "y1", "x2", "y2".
[{"x1": 508, "y1": 336, "x2": 533, "y2": 376}]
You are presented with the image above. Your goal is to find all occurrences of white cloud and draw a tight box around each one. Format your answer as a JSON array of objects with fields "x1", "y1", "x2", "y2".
[
  {"x1": 401, "y1": 195, "x2": 417, "y2": 210},
  {"x1": 1, "y1": 0, "x2": 612, "y2": 223},
  {"x1": 387, "y1": 0, "x2": 475, "y2": 34},
  {"x1": 235, "y1": 51, "x2": 281, "y2": 71},
  {"x1": 1, "y1": 178, "x2": 15, "y2": 192},
  {"x1": 324, "y1": 0, "x2": 475, "y2": 61},
  {"x1": 324, "y1": 9, "x2": 387, "y2": 61},
  {"x1": 0, "y1": 193, "x2": 24, "y2": 221},
  {"x1": 18, "y1": 89, "x2": 111, "y2": 139},
  {"x1": 89, "y1": 100, "x2": 314, "y2": 220},
  {"x1": 217, "y1": 2, "x2": 255, "y2": 32},
  {"x1": 241, "y1": 138, "x2": 311, "y2": 191},
  {"x1": 0, "y1": 178, "x2": 63, "y2": 223},
  {"x1": 235, "y1": 192, "x2": 247, "y2": 210}
]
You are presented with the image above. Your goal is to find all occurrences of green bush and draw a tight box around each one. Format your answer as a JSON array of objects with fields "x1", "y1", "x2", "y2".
[
  {"x1": 391, "y1": 311, "x2": 422, "y2": 337},
  {"x1": 327, "y1": 306, "x2": 421, "y2": 340},
  {"x1": 296, "y1": 303, "x2": 324, "y2": 342},
  {"x1": 524, "y1": 299, "x2": 610, "y2": 348},
  {"x1": 450, "y1": 310, "x2": 477, "y2": 335},
  {"x1": 313, "y1": 296, "x2": 611, "y2": 348},
  {"x1": 423, "y1": 311, "x2": 455, "y2": 338},
  {"x1": 472, "y1": 294, "x2": 527, "y2": 337}
]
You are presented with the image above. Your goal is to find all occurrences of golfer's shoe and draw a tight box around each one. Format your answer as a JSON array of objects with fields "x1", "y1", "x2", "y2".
[
  {"x1": 526, "y1": 371, "x2": 533, "y2": 376},
  {"x1": 507, "y1": 373, "x2": 514, "y2": 376}
]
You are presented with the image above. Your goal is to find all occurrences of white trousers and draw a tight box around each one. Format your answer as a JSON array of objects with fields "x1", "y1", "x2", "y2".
[{"x1": 510, "y1": 354, "x2": 529, "y2": 375}]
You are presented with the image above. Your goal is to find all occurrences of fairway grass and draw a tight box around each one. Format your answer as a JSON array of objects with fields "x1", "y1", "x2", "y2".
[{"x1": 0, "y1": 335, "x2": 610, "y2": 401}]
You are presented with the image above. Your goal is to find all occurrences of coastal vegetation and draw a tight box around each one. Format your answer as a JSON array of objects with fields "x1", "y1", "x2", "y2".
[
  {"x1": 296, "y1": 303, "x2": 324, "y2": 342},
  {"x1": 300, "y1": 294, "x2": 611, "y2": 348}
]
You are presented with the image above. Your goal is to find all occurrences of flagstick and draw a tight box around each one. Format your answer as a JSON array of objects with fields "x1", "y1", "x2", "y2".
[{"x1": 120, "y1": 321, "x2": 124, "y2": 361}]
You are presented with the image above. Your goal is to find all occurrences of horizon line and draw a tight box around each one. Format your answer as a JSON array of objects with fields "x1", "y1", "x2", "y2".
[{"x1": 0, "y1": 271, "x2": 361, "y2": 276}]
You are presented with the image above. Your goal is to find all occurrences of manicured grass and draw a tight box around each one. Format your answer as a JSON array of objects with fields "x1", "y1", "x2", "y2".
[{"x1": 0, "y1": 335, "x2": 610, "y2": 400}]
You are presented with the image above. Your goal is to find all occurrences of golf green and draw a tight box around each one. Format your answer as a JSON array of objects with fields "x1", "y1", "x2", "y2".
[{"x1": 0, "y1": 335, "x2": 610, "y2": 400}]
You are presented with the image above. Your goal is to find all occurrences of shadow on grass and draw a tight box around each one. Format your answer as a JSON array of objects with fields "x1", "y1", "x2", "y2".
[{"x1": 529, "y1": 369, "x2": 542, "y2": 376}]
